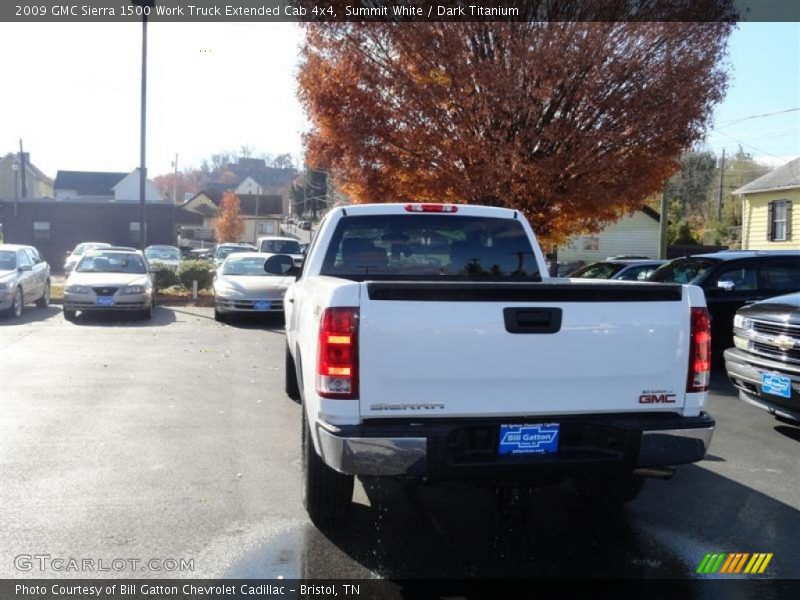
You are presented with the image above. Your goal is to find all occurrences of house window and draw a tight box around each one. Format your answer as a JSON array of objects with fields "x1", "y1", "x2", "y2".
[
  {"x1": 33, "y1": 221, "x2": 50, "y2": 242},
  {"x1": 768, "y1": 200, "x2": 792, "y2": 241},
  {"x1": 129, "y1": 221, "x2": 141, "y2": 243},
  {"x1": 582, "y1": 236, "x2": 599, "y2": 251}
]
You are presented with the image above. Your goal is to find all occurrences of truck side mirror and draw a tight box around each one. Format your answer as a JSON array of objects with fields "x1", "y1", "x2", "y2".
[{"x1": 264, "y1": 254, "x2": 295, "y2": 275}]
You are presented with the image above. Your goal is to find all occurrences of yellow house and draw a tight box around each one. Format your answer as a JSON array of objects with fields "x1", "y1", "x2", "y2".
[{"x1": 736, "y1": 157, "x2": 799, "y2": 250}]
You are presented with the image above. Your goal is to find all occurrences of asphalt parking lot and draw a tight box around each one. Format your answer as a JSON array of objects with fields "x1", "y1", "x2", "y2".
[{"x1": 1, "y1": 305, "x2": 799, "y2": 584}]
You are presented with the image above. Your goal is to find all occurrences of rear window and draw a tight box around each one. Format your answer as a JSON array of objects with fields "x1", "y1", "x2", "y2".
[
  {"x1": 260, "y1": 239, "x2": 302, "y2": 254},
  {"x1": 649, "y1": 258, "x2": 720, "y2": 284},
  {"x1": 568, "y1": 262, "x2": 625, "y2": 279},
  {"x1": 320, "y1": 214, "x2": 540, "y2": 281}
]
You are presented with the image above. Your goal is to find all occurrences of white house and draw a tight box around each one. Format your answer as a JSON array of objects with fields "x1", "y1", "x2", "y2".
[{"x1": 558, "y1": 206, "x2": 661, "y2": 264}]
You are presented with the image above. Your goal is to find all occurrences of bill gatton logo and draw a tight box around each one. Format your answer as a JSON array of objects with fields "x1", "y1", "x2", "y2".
[{"x1": 696, "y1": 552, "x2": 773, "y2": 574}]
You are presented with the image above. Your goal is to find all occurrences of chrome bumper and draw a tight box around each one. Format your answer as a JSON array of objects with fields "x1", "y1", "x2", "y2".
[
  {"x1": 315, "y1": 415, "x2": 715, "y2": 477},
  {"x1": 317, "y1": 424, "x2": 426, "y2": 476}
]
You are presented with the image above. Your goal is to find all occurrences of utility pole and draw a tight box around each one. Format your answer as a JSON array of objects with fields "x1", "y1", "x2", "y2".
[
  {"x1": 717, "y1": 148, "x2": 726, "y2": 222},
  {"x1": 254, "y1": 185, "x2": 261, "y2": 245},
  {"x1": 171, "y1": 154, "x2": 178, "y2": 243},
  {"x1": 134, "y1": 1, "x2": 155, "y2": 249},
  {"x1": 18, "y1": 139, "x2": 27, "y2": 199},
  {"x1": 659, "y1": 190, "x2": 669, "y2": 260}
]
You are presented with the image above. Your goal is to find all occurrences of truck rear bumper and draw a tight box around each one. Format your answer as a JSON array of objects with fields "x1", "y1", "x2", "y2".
[{"x1": 315, "y1": 413, "x2": 714, "y2": 479}]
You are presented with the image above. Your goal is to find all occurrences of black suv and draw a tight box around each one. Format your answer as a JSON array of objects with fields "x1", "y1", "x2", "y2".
[{"x1": 649, "y1": 251, "x2": 800, "y2": 356}]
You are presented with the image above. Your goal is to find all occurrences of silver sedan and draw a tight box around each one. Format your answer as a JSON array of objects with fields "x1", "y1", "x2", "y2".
[
  {"x1": 0, "y1": 244, "x2": 51, "y2": 318},
  {"x1": 213, "y1": 252, "x2": 295, "y2": 322},
  {"x1": 63, "y1": 250, "x2": 155, "y2": 321}
]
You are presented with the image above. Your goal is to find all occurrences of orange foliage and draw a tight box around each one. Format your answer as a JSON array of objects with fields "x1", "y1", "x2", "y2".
[
  {"x1": 298, "y1": 21, "x2": 733, "y2": 245},
  {"x1": 215, "y1": 192, "x2": 244, "y2": 243}
]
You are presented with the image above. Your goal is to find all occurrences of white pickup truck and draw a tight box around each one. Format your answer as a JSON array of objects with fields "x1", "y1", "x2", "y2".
[{"x1": 282, "y1": 203, "x2": 714, "y2": 524}]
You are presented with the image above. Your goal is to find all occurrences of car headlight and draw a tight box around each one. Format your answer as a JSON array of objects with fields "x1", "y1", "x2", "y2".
[
  {"x1": 66, "y1": 285, "x2": 90, "y2": 294},
  {"x1": 733, "y1": 314, "x2": 750, "y2": 331},
  {"x1": 123, "y1": 285, "x2": 146, "y2": 294}
]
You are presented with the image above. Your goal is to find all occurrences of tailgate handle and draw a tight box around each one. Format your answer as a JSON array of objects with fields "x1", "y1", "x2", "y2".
[{"x1": 503, "y1": 308, "x2": 562, "y2": 334}]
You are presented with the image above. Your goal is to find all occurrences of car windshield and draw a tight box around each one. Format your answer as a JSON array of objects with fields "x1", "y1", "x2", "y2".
[
  {"x1": 260, "y1": 239, "x2": 302, "y2": 254},
  {"x1": 320, "y1": 214, "x2": 541, "y2": 281},
  {"x1": 76, "y1": 252, "x2": 146, "y2": 274},
  {"x1": 146, "y1": 247, "x2": 181, "y2": 261},
  {"x1": 649, "y1": 258, "x2": 720, "y2": 284},
  {"x1": 0, "y1": 250, "x2": 16, "y2": 270},
  {"x1": 222, "y1": 257, "x2": 274, "y2": 276},
  {"x1": 568, "y1": 262, "x2": 625, "y2": 279},
  {"x1": 215, "y1": 246, "x2": 251, "y2": 260}
]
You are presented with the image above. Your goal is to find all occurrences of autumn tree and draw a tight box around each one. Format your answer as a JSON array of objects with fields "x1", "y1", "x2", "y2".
[
  {"x1": 215, "y1": 192, "x2": 244, "y2": 243},
  {"x1": 298, "y1": 16, "x2": 734, "y2": 244}
]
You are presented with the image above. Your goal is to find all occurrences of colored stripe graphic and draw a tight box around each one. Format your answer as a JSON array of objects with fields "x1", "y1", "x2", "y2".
[{"x1": 700, "y1": 553, "x2": 774, "y2": 575}]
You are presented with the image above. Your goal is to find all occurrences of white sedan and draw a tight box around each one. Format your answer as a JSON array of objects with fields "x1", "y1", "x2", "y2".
[{"x1": 213, "y1": 252, "x2": 296, "y2": 322}]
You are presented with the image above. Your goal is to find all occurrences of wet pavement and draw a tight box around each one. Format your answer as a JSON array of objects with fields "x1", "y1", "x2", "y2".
[{"x1": 1, "y1": 306, "x2": 799, "y2": 584}]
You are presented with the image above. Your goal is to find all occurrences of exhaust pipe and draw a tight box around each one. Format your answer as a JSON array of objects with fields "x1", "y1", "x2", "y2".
[{"x1": 633, "y1": 466, "x2": 675, "y2": 480}]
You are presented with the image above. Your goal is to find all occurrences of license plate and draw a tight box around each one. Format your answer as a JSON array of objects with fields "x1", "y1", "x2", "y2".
[
  {"x1": 761, "y1": 373, "x2": 791, "y2": 399},
  {"x1": 95, "y1": 296, "x2": 115, "y2": 307},
  {"x1": 498, "y1": 423, "x2": 559, "y2": 455},
  {"x1": 253, "y1": 301, "x2": 271, "y2": 311}
]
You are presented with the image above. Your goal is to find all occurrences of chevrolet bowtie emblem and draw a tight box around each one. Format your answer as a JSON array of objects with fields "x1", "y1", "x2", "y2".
[{"x1": 774, "y1": 335, "x2": 795, "y2": 351}]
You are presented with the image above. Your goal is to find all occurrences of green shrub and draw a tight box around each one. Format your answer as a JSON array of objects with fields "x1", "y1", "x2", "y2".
[
  {"x1": 177, "y1": 260, "x2": 214, "y2": 290},
  {"x1": 151, "y1": 263, "x2": 179, "y2": 291}
]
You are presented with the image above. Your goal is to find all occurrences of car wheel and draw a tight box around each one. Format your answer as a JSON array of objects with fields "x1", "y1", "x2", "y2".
[
  {"x1": 10, "y1": 287, "x2": 23, "y2": 318},
  {"x1": 141, "y1": 299, "x2": 154, "y2": 320},
  {"x1": 36, "y1": 281, "x2": 51, "y2": 308},
  {"x1": 214, "y1": 308, "x2": 226, "y2": 322},
  {"x1": 63, "y1": 309, "x2": 77, "y2": 322},
  {"x1": 302, "y1": 409, "x2": 354, "y2": 525},
  {"x1": 572, "y1": 471, "x2": 645, "y2": 508},
  {"x1": 285, "y1": 344, "x2": 301, "y2": 402}
]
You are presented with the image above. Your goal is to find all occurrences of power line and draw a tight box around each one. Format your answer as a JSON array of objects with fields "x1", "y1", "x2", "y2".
[
  {"x1": 713, "y1": 107, "x2": 800, "y2": 130},
  {"x1": 714, "y1": 130, "x2": 790, "y2": 161}
]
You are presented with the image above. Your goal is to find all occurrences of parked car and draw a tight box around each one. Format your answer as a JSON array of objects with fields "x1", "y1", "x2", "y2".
[
  {"x1": 725, "y1": 293, "x2": 800, "y2": 423},
  {"x1": 256, "y1": 236, "x2": 304, "y2": 266},
  {"x1": 649, "y1": 251, "x2": 800, "y2": 357},
  {"x1": 285, "y1": 203, "x2": 714, "y2": 524},
  {"x1": 212, "y1": 243, "x2": 256, "y2": 268},
  {"x1": 212, "y1": 252, "x2": 296, "y2": 322},
  {"x1": 63, "y1": 242, "x2": 110, "y2": 274},
  {"x1": 63, "y1": 249, "x2": 155, "y2": 321},
  {"x1": 144, "y1": 245, "x2": 182, "y2": 269},
  {"x1": 298, "y1": 220, "x2": 312, "y2": 230},
  {"x1": 568, "y1": 259, "x2": 666, "y2": 281},
  {"x1": 0, "y1": 244, "x2": 51, "y2": 318},
  {"x1": 189, "y1": 248, "x2": 213, "y2": 261}
]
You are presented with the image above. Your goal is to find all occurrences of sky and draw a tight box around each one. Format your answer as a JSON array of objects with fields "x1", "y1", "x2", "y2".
[{"x1": 0, "y1": 21, "x2": 797, "y2": 180}]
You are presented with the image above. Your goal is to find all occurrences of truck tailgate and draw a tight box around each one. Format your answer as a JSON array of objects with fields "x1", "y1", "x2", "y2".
[{"x1": 359, "y1": 281, "x2": 690, "y2": 418}]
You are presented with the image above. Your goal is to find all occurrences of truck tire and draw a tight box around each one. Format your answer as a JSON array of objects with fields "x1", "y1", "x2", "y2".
[
  {"x1": 285, "y1": 344, "x2": 301, "y2": 401},
  {"x1": 572, "y1": 471, "x2": 645, "y2": 508},
  {"x1": 302, "y1": 410, "x2": 354, "y2": 525}
]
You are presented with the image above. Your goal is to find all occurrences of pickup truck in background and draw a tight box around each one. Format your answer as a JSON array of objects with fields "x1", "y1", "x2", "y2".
[
  {"x1": 725, "y1": 292, "x2": 800, "y2": 423},
  {"x1": 283, "y1": 203, "x2": 715, "y2": 524}
]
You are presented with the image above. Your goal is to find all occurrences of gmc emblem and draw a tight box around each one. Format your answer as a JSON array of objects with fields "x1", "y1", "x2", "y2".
[{"x1": 639, "y1": 393, "x2": 677, "y2": 404}]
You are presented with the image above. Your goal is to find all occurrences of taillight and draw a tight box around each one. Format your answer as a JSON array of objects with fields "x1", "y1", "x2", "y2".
[
  {"x1": 317, "y1": 307, "x2": 359, "y2": 399},
  {"x1": 404, "y1": 203, "x2": 458, "y2": 213},
  {"x1": 687, "y1": 307, "x2": 711, "y2": 392}
]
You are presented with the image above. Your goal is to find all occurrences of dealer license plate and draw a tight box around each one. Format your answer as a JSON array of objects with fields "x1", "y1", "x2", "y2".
[
  {"x1": 95, "y1": 296, "x2": 115, "y2": 307},
  {"x1": 761, "y1": 373, "x2": 791, "y2": 399},
  {"x1": 253, "y1": 301, "x2": 271, "y2": 311},
  {"x1": 498, "y1": 423, "x2": 560, "y2": 455}
]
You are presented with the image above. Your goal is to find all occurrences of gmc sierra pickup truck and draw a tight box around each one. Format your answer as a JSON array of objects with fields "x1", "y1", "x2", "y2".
[{"x1": 283, "y1": 203, "x2": 714, "y2": 524}]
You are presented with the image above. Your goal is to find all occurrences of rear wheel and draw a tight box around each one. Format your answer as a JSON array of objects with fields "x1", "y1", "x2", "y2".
[
  {"x1": 302, "y1": 409, "x2": 354, "y2": 525},
  {"x1": 572, "y1": 471, "x2": 645, "y2": 508},
  {"x1": 285, "y1": 344, "x2": 301, "y2": 401},
  {"x1": 35, "y1": 281, "x2": 50, "y2": 308}
]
